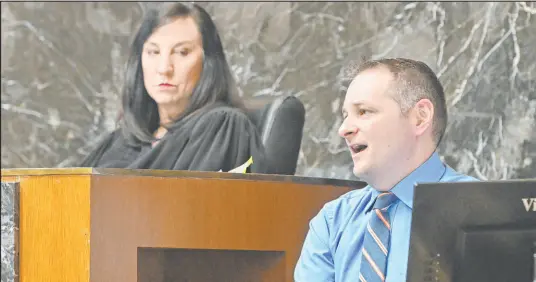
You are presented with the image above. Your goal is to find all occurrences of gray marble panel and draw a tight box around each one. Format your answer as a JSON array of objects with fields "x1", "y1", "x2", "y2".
[
  {"x1": 1, "y1": 182, "x2": 19, "y2": 282},
  {"x1": 1, "y1": 2, "x2": 535, "y2": 180}
]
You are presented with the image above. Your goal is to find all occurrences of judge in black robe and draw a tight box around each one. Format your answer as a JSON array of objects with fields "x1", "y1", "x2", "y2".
[
  {"x1": 79, "y1": 3, "x2": 273, "y2": 174},
  {"x1": 80, "y1": 103, "x2": 271, "y2": 173}
]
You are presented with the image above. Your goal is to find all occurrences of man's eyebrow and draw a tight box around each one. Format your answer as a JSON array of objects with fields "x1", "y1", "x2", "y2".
[
  {"x1": 351, "y1": 101, "x2": 365, "y2": 107},
  {"x1": 342, "y1": 102, "x2": 373, "y2": 115}
]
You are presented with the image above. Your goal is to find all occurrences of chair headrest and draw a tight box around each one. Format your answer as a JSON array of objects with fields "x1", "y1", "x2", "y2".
[{"x1": 246, "y1": 95, "x2": 305, "y2": 175}]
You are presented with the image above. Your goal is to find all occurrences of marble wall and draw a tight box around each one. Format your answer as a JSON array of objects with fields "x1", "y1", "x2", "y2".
[
  {"x1": 2, "y1": 2, "x2": 535, "y2": 180},
  {"x1": 1, "y1": 182, "x2": 17, "y2": 282}
]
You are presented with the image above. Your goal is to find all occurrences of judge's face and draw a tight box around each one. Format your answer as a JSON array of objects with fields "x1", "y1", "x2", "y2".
[
  {"x1": 338, "y1": 67, "x2": 416, "y2": 184},
  {"x1": 141, "y1": 16, "x2": 203, "y2": 109}
]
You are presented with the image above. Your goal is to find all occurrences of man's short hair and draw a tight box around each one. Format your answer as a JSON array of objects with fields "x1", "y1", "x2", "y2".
[{"x1": 343, "y1": 58, "x2": 447, "y2": 146}]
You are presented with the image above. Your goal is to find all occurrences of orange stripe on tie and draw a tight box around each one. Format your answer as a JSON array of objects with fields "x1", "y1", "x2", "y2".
[
  {"x1": 359, "y1": 273, "x2": 367, "y2": 282},
  {"x1": 367, "y1": 223, "x2": 388, "y2": 255},
  {"x1": 378, "y1": 192, "x2": 392, "y2": 198},
  {"x1": 362, "y1": 248, "x2": 386, "y2": 281},
  {"x1": 375, "y1": 209, "x2": 391, "y2": 230}
]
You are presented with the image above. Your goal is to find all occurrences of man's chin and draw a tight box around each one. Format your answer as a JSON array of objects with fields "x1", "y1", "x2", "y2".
[{"x1": 352, "y1": 164, "x2": 369, "y2": 180}]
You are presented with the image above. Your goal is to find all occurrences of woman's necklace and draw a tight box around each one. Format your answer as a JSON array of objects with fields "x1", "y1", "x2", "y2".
[{"x1": 152, "y1": 126, "x2": 168, "y2": 147}]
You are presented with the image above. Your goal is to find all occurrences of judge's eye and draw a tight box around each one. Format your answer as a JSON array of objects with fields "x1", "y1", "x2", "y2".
[
  {"x1": 358, "y1": 109, "x2": 369, "y2": 116},
  {"x1": 173, "y1": 48, "x2": 191, "y2": 56}
]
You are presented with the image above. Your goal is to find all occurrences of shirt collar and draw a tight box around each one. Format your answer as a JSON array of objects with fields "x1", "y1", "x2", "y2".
[{"x1": 371, "y1": 152, "x2": 446, "y2": 209}]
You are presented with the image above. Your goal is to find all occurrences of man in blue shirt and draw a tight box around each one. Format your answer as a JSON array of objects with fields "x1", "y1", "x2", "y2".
[{"x1": 294, "y1": 58, "x2": 477, "y2": 282}]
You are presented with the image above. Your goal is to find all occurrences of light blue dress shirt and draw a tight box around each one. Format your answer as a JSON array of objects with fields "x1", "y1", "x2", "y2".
[{"x1": 294, "y1": 152, "x2": 478, "y2": 282}]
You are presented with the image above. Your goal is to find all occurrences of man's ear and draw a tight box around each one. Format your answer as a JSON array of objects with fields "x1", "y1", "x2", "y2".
[{"x1": 412, "y1": 99, "x2": 434, "y2": 136}]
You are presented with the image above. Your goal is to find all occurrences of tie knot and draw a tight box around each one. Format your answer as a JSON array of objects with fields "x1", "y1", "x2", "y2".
[{"x1": 373, "y1": 192, "x2": 398, "y2": 210}]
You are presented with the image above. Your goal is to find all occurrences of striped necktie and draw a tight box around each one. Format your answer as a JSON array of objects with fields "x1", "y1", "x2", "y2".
[{"x1": 359, "y1": 192, "x2": 399, "y2": 282}]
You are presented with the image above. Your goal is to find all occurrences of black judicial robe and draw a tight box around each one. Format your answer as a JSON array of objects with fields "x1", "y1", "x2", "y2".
[{"x1": 79, "y1": 104, "x2": 272, "y2": 174}]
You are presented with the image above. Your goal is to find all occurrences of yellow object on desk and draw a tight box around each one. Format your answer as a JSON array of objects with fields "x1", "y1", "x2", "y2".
[{"x1": 228, "y1": 156, "x2": 253, "y2": 173}]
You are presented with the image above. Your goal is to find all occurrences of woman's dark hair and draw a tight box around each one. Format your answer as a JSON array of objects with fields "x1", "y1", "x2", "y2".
[{"x1": 120, "y1": 2, "x2": 244, "y2": 146}]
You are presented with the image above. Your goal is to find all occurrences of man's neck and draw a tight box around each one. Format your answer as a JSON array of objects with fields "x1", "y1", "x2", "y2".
[{"x1": 368, "y1": 142, "x2": 437, "y2": 191}]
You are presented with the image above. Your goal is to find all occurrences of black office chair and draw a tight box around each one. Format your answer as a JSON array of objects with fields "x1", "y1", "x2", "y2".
[{"x1": 247, "y1": 95, "x2": 305, "y2": 175}]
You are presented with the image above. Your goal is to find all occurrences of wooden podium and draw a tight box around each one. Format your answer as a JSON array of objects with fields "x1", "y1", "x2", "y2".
[{"x1": 1, "y1": 168, "x2": 363, "y2": 282}]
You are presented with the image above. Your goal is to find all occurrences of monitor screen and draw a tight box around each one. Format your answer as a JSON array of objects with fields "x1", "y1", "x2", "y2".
[{"x1": 407, "y1": 180, "x2": 536, "y2": 282}]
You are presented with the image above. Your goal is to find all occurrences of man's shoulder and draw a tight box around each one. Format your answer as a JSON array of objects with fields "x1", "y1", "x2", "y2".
[
  {"x1": 441, "y1": 165, "x2": 480, "y2": 182},
  {"x1": 320, "y1": 185, "x2": 375, "y2": 219}
]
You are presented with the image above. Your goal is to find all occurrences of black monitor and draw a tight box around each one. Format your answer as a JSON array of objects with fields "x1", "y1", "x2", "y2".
[{"x1": 407, "y1": 179, "x2": 536, "y2": 282}]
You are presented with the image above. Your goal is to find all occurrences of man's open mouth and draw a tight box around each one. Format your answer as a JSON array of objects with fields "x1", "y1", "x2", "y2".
[{"x1": 350, "y1": 144, "x2": 368, "y2": 154}]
